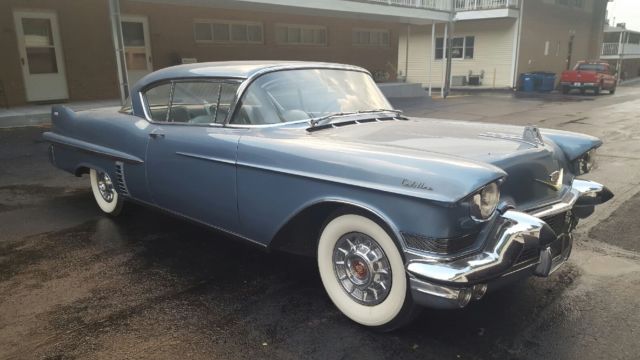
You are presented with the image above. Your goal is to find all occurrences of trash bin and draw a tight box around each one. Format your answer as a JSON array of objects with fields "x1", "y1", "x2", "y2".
[
  {"x1": 521, "y1": 73, "x2": 536, "y2": 92},
  {"x1": 537, "y1": 72, "x2": 557, "y2": 92}
]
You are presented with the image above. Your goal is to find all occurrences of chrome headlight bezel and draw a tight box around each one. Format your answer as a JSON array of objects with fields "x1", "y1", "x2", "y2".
[
  {"x1": 573, "y1": 148, "x2": 597, "y2": 175},
  {"x1": 469, "y1": 182, "x2": 501, "y2": 222}
]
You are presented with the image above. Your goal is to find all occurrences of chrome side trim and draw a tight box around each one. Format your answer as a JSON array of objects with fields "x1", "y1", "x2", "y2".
[
  {"x1": 42, "y1": 132, "x2": 144, "y2": 164},
  {"x1": 126, "y1": 196, "x2": 267, "y2": 249},
  {"x1": 175, "y1": 151, "x2": 236, "y2": 165}
]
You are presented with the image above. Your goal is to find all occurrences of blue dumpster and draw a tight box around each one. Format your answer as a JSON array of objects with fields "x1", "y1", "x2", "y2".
[
  {"x1": 538, "y1": 73, "x2": 556, "y2": 92},
  {"x1": 522, "y1": 73, "x2": 536, "y2": 92}
]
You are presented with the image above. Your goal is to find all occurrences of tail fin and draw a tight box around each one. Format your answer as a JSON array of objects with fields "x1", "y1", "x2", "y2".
[{"x1": 50, "y1": 105, "x2": 75, "y2": 131}]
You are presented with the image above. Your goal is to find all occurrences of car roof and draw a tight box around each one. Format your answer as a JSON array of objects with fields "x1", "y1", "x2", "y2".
[{"x1": 132, "y1": 61, "x2": 369, "y2": 91}]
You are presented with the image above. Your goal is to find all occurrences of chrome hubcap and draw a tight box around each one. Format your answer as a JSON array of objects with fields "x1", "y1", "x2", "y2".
[
  {"x1": 96, "y1": 172, "x2": 115, "y2": 203},
  {"x1": 333, "y1": 232, "x2": 392, "y2": 306}
]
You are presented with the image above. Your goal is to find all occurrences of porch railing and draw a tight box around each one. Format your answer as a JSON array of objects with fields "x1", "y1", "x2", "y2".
[
  {"x1": 455, "y1": 0, "x2": 519, "y2": 11},
  {"x1": 349, "y1": 0, "x2": 519, "y2": 12},
  {"x1": 354, "y1": 0, "x2": 453, "y2": 11},
  {"x1": 602, "y1": 42, "x2": 640, "y2": 56}
]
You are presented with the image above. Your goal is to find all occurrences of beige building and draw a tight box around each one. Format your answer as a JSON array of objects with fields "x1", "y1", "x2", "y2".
[
  {"x1": 399, "y1": 0, "x2": 608, "y2": 89},
  {"x1": 1, "y1": 0, "x2": 452, "y2": 107},
  {"x1": 0, "y1": 0, "x2": 609, "y2": 107}
]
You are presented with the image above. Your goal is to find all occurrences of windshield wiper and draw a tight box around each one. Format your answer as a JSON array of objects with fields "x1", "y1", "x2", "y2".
[{"x1": 308, "y1": 109, "x2": 403, "y2": 127}]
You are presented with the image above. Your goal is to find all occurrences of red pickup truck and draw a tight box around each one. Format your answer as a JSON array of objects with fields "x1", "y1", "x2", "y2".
[{"x1": 560, "y1": 61, "x2": 617, "y2": 95}]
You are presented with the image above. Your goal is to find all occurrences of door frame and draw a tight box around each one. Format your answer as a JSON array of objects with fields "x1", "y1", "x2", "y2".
[
  {"x1": 13, "y1": 9, "x2": 69, "y2": 102},
  {"x1": 121, "y1": 14, "x2": 153, "y2": 85}
]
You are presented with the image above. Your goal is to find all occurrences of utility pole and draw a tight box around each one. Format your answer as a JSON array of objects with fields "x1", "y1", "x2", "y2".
[{"x1": 443, "y1": 0, "x2": 455, "y2": 99}]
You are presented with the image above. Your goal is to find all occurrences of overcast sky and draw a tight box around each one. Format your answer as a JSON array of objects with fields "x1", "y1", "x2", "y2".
[{"x1": 607, "y1": 0, "x2": 640, "y2": 30}]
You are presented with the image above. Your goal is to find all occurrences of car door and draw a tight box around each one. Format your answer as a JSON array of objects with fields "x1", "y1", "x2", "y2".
[{"x1": 143, "y1": 79, "x2": 244, "y2": 231}]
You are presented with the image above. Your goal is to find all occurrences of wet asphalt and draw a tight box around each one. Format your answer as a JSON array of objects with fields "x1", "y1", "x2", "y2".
[{"x1": 1, "y1": 86, "x2": 640, "y2": 360}]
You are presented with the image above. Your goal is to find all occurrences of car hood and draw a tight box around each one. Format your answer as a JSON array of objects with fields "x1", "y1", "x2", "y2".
[{"x1": 238, "y1": 117, "x2": 600, "y2": 208}]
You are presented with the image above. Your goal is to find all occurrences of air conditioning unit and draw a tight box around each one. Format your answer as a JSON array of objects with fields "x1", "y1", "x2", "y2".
[{"x1": 452, "y1": 76, "x2": 467, "y2": 86}]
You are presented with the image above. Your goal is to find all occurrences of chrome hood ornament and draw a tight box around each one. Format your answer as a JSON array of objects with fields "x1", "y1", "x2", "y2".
[{"x1": 522, "y1": 125, "x2": 545, "y2": 146}]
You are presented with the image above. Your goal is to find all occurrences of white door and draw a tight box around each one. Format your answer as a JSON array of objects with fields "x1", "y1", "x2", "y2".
[
  {"x1": 14, "y1": 10, "x2": 68, "y2": 102},
  {"x1": 121, "y1": 16, "x2": 153, "y2": 87}
]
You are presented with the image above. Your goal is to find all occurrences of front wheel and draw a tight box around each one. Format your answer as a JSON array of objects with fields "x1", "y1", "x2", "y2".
[
  {"x1": 90, "y1": 169, "x2": 124, "y2": 216},
  {"x1": 609, "y1": 87, "x2": 616, "y2": 95},
  {"x1": 317, "y1": 213, "x2": 418, "y2": 331}
]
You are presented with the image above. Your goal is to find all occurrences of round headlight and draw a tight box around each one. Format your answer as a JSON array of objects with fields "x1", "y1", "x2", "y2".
[
  {"x1": 470, "y1": 182, "x2": 500, "y2": 221},
  {"x1": 576, "y1": 148, "x2": 597, "y2": 175}
]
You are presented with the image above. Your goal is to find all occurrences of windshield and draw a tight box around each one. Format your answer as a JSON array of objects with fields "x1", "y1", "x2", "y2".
[
  {"x1": 230, "y1": 69, "x2": 392, "y2": 125},
  {"x1": 575, "y1": 63, "x2": 607, "y2": 72}
]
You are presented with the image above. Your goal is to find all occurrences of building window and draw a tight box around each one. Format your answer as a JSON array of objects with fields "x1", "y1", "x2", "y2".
[
  {"x1": 275, "y1": 24, "x2": 327, "y2": 46},
  {"x1": 194, "y1": 20, "x2": 263, "y2": 44},
  {"x1": 435, "y1": 36, "x2": 475, "y2": 60},
  {"x1": 352, "y1": 29, "x2": 390, "y2": 47},
  {"x1": 555, "y1": 0, "x2": 584, "y2": 8}
]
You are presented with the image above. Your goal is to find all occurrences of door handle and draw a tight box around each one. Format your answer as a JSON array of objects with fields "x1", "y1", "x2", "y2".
[{"x1": 149, "y1": 132, "x2": 165, "y2": 139}]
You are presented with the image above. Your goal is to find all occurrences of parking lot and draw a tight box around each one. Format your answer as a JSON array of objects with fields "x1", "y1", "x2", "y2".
[{"x1": 1, "y1": 84, "x2": 640, "y2": 360}]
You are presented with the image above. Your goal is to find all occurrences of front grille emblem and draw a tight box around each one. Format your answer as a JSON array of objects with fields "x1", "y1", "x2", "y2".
[{"x1": 536, "y1": 169, "x2": 564, "y2": 191}]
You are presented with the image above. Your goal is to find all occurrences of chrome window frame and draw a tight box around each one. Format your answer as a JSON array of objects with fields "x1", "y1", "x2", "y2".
[{"x1": 139, "y1": 77, "x2": 244, "y2": 127}]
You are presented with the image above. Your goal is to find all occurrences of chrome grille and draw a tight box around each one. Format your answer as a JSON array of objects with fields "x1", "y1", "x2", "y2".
[
  {"x1": 402, "y1": 232, "x2": 477, "y2": 255},
  {"x1": 542, "y1": 211, "x2": 569, "y2": 235}
]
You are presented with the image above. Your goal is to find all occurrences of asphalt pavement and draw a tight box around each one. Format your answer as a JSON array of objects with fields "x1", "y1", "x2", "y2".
[{"x1": 1, "y1": 85, "x2": 639, "y2": 360}]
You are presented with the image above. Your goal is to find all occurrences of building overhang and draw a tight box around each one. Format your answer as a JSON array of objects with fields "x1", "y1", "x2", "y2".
[
  {"x1": 454, "y1": 8, "x2": 518, "y2": 21},
  {"x1": 131, "y1": 0, "x2": 451, "y2": 25}
]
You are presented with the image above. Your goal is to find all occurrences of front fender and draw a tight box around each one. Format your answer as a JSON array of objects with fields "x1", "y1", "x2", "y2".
[{"x1": 541, "y1": 129, "x2": 602, "y2": 161}]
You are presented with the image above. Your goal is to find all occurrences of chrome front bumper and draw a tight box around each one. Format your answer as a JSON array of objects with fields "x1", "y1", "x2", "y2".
[{"x1": 406, "y1": 179, "x2": 613, "y2": 309}]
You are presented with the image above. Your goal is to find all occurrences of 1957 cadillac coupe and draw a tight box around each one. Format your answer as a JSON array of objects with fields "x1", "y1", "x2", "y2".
[{"x1": 44, "y1": 61, "x2": 613, "y2": 330}]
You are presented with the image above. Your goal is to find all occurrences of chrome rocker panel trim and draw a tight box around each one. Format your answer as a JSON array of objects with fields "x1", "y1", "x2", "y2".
[{"x1": 405, "y1": 179, "x2": 611, "y2": 309}]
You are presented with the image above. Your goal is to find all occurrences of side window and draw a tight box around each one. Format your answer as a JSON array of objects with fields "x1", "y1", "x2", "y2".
[
  {"x1": 144, "y1": 83, "x2": 172, "y2": 121},
  {"x1": 143, "y1": 80, "x2": 239, "y2": 124},
  {"x1": 169, "y1": 81, "x2": 239, "y2": 124}
]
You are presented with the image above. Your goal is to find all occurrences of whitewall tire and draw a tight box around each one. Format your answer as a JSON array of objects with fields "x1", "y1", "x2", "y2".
[
  {"x1": 317, "y1": 213, "x2": 416, "y2": 330},
  {"x1": 90, "y1": 168, "x2": 124, "y2": 216}
]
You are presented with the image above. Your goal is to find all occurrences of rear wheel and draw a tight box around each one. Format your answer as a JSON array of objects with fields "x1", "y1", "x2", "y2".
[
  {"x1": 317, "y1": 213, "x2": 418, "y2": 331},
  {"x1": 90, "y1": 169, "x2": 124, "y2": 216},
  {"x1": 609, "y1": 87, "x2": 616, "y2": 95}
]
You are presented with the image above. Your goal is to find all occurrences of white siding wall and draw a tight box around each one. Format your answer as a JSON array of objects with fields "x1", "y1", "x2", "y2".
[{"x1": 398, "y1": 18, "x2": 518, "y2": 88}]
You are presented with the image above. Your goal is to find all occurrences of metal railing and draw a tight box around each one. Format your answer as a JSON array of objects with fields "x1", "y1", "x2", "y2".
[
  {"x1": 602, "y1": 43, "x2": 619, "y2": 56},
  {"x1": 356, "y1": 0, "x2": 453, "y2": 11},
  {"x1": 601, "y1": 42, "x2": 640, "y2": 56},
  {"x1": 350, "y1": 0, "x2": 519, "y2": 11},
  {"x1": 455, "y1": 0, "x2": 519, "y2": 11}
]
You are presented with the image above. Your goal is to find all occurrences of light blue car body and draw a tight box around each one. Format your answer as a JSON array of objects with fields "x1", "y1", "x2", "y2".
[{"x1": 44, "y1": 61, "x2": 612, "y2": 309}]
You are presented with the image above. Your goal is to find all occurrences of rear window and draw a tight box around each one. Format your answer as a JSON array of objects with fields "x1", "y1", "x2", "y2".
[{"x1": 576, "y1": 63, "x2": 607, "y2": 72}]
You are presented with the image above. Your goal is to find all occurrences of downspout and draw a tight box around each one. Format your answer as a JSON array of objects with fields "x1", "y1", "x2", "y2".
[
  {"x1": 405, "y1": 23, "x2": 410, "y2": 81},
  {"x1": 109, "y1": 0, "x2": 130, "y2": 105},
  {"x1": 511, "y1": 0, "x2": 524, "y2": 89}
]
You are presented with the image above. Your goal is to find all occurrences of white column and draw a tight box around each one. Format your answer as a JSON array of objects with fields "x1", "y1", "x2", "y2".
[{"x1": 441, "y1": 22, "x2": 448, "y2": 98}]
